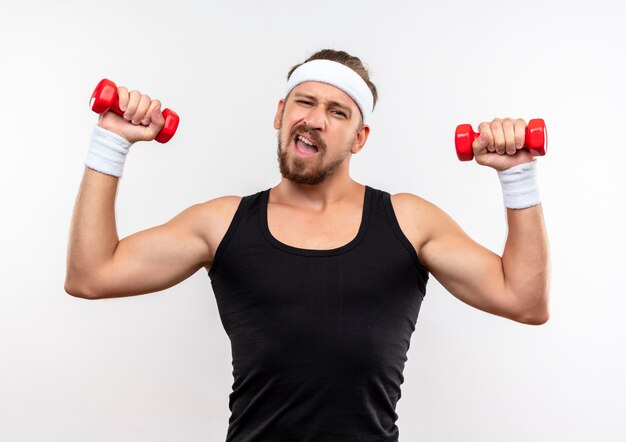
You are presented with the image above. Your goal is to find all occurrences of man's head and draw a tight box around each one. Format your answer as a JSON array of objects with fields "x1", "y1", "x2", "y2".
[
  {"x1": 274, "y1": 49, "x2": 378, "y2": 185},
  {"x1": 286, "y1": 50, "x2": 379, "y2": 125}
]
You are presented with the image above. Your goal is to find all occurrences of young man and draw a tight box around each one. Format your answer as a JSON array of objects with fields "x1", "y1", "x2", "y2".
[{"x1": 65, "y1": 49, "x2": 550, "y2": 441}]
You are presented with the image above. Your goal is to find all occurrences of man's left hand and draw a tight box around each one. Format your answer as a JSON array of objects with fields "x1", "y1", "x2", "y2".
[{"x1": 472, "y1": 117, "x2": 534, "y2": 171}]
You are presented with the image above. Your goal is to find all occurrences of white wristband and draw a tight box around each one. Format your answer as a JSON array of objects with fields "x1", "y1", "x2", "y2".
[
  {"x1": 497, "y1": 160, "x2": 540, "y2": 209},
  {"x1": 85, "y1": 126, "x2": 132, "y2": 177}
]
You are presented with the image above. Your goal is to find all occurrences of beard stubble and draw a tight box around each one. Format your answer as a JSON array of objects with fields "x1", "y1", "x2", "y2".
[{"x1": 276, "y1": 122, "x2": 352, "y2": 185}]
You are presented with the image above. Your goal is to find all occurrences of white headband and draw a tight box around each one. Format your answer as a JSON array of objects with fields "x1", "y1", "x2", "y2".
[{"x1": 285, "y1": 59, "x2": 374, "y2": 124}]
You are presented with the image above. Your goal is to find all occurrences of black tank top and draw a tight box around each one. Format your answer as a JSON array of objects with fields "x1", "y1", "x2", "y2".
[{"x1": 208, "y1": 185, "x2": 429, "y2": 442}]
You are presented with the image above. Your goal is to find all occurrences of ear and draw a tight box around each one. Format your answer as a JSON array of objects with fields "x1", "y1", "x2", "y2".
[
  {"x1": 273, "y1": 99, "x2": 285, "y2": 130},
  {"x1": 350, "y1": 124, "x2": 371, "y2": 154}
]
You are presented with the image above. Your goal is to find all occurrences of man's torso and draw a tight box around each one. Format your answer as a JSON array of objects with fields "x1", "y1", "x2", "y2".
[{"x1": 201, "y1": 186, "x2": 432, "y2": 274}]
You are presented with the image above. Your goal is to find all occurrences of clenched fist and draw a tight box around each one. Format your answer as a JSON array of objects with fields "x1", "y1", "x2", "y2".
[
  {"x1": 472, "y1": 118, "x2": 535, "y2": 171},
  {"x1": 97, "y1": 85, "x2": 165, "y2": 144}
]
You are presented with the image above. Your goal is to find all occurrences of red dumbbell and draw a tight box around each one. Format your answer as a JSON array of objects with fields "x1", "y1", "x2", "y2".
[
  {"x1": 455, "y1": 118, "x2": 547, "y2": 161},
  {"x1": 89, "y1": 78, "x2": 180, "y2": 143}
]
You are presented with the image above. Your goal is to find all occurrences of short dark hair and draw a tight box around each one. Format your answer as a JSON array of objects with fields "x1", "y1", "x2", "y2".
[{"x1": 287, "y1": 49, "x2": 378, "y2": 110}]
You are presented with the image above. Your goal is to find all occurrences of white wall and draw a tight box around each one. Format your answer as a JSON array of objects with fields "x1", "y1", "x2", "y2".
[{"x1": 1, "y1": 0, "x2": 624, "y2": 441}]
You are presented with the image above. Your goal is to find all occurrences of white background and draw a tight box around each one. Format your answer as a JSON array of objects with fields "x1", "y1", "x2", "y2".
[{"x1": 1, "y1": 0, "x2": 625, "y2": 441}]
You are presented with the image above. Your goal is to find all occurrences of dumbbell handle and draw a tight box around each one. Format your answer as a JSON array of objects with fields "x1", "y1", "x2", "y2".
[
  {"x1": 455, "y1": 118, "x2": 547, "y2": 161},
  {"x1": 89, "y1": 78, "x2": 179, "y2": 144}
]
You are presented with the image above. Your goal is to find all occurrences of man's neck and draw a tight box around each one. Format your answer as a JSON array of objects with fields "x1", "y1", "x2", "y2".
[{"x1": 271, "y1": 175, "x2": 364, "y2": 211}]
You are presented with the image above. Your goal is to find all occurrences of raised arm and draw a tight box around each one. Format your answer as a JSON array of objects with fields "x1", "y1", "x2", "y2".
[
  {"x1": 413, "y1": 197, "x2": 549, "y2": 324},
  {"x1": 64, "y1": 169, "x2": 238, "y2": 300},
  {"x1": 394, "y1": 117, "x2": 550, "y2": 324},
  {"x1": 65, "y1": 81, "x2": 240, "y2": 299}
]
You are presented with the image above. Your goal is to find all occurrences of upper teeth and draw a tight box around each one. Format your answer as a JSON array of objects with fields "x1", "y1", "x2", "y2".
[{"x1": 298, "y1": 135, "x2": 315, "y2": 147}]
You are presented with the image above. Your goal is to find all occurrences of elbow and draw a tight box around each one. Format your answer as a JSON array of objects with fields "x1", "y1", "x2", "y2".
[
  {"x1": 64, "y1": 277, "x2": 99, "y2": 300},
  {"x1": 515, "y1": 303, "x2": 550, "y2": 326},
  {"x1": 508, "y1": 283, "x2": 550, "y2": 325},
  {"x1": 517, "y1": 311, "x2": 550, "y2": 325}
]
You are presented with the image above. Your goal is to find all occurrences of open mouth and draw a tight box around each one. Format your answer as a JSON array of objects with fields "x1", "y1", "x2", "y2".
[{"x1": 293, "y1": 134, "x2": 319, "y2": 157}]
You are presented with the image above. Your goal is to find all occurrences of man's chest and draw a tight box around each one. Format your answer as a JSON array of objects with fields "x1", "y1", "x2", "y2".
[{"x1": 267, "y1": 206, "x2": 362, "y2": 250}]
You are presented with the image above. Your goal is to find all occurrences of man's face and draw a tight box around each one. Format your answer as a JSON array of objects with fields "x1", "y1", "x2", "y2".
[{"x1": 274, "y1": 82, "x2": 368, "y2": 185}]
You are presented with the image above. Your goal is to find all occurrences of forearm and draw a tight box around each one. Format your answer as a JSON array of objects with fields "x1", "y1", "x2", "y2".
[
  {"x1": 501, "y1": 203, "x2": 550, "y2": 323},
  {"x1": 65, "y1": 167, "x2": 120, "y2": 294}
]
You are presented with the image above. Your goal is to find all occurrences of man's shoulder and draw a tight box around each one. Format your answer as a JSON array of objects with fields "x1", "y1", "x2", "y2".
[
  {"x1": 388, "y1": 192, "x2": 453, "y2": 245},
  {"x1": 200, "y1": 194, "x2": 244, "y2": 209},
  {"x1": 190, "y1": 195, "x2": 244, "y2": 261},
  {"x1": 195, "y1": 195, "x2": 244, "y2": 225},
  {"x1": 389, "y1": 192, "x2": 440, "y2": 214}
]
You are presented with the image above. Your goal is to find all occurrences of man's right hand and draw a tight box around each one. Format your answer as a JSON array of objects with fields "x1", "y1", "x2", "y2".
[{"x1": 97, "y1": 86, "x2": 165, "y2": 144}]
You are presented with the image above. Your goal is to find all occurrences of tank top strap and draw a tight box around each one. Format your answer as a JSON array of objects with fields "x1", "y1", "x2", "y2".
[{"x1": 207, "y1": 190, "x2": 264, "y2": 279}]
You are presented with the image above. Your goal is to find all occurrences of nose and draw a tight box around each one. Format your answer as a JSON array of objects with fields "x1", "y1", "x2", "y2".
[{"x1": 302, "y1": 105, "x2": 327, "y2": 131}]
